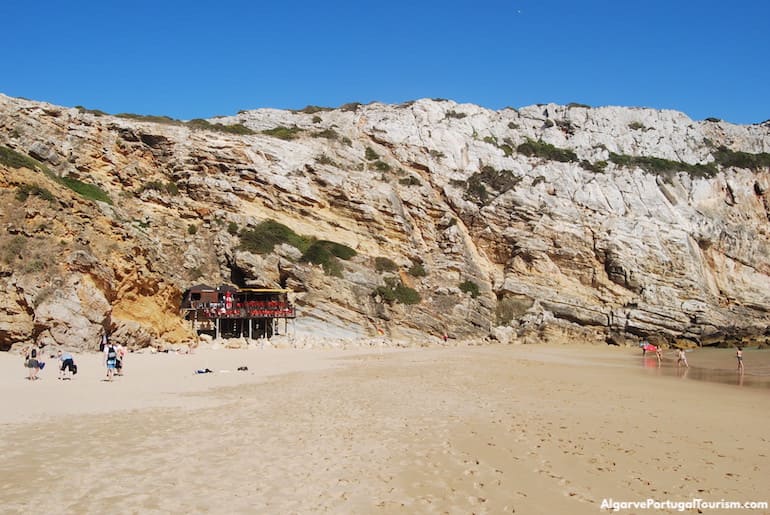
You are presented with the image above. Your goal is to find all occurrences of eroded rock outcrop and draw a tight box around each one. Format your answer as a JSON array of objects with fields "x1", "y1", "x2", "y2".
[{"x1": 1, "y1": 94, "x2": 769, "y2": 350}]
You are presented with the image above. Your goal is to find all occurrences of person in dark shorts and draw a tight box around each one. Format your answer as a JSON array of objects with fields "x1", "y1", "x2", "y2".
[
  {"x1": 58, "y1": 350, "x2": 76, "y2": 379},
  {"x1": 25, "y1": 346, "x2": 40, "y2": 380},
  {"x1": 115, "y1": 344, "x2": 125, "y2": 376}
]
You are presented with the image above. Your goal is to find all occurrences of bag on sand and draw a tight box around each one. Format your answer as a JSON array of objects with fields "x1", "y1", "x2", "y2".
[{"x1": 72, "y1": 363, "x2": 78, "y2": 375}]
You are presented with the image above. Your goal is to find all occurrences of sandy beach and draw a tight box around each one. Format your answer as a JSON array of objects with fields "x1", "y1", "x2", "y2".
[{"x1": 1, "y1": 344, "x2": 768, "y2": 514}]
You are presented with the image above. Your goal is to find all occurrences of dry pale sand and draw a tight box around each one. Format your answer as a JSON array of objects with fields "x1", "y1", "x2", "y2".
[{"x1": 1, "y1": 344, "x2": 769, "y2": 514}]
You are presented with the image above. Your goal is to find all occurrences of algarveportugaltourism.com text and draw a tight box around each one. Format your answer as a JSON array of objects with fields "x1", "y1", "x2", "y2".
[{"x1": 600, "y1": 498, "x2": 769, "y2": 511}]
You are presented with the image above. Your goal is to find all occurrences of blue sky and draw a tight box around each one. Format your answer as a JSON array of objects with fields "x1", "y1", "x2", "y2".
[{"x1": 2, "y1": 0, "x2": 768, "y2": 124}]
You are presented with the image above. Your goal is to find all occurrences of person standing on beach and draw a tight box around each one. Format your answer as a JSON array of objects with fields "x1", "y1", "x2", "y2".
[
  {"x1": 736, "y1": 346, "x2": 744, "y2": 374},
  {"x1": 104, "y1": 342, "x2": 118, "y2": 381},
  {"x1": 115, "y1": 344, "x2": 126, "y2": 376},
  {"x1": 24, "y1": 345, "x2": 40, "y2": 381},
  {"x1": 676, "y1": 348, "x2": 689, "y2": 368},
  {"x1": 99, "y1": 331, "x2": 109, "y2": 352},
  {"x1": 655, "y1": 345, "x2": 663, "y2": 366}
]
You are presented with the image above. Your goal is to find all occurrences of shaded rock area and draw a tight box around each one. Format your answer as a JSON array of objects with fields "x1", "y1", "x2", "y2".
[{"x1": 1, "y1": 94, "x2": 769, "y2": 351}]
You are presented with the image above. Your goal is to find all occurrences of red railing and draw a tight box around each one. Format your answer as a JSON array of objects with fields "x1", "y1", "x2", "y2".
[{"x1": 190, "y1": 301, "x2": 295, "y2": 319}]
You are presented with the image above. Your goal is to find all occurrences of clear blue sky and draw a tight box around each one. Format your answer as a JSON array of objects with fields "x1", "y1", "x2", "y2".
[{"x1": 2, "y1": 0, "x2": 768, "y2": 124}]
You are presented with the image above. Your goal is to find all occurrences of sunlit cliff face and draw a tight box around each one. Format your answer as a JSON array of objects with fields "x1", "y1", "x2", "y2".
[{"x1": 1, "y1": 94, "x2": 769, "y2": 351}]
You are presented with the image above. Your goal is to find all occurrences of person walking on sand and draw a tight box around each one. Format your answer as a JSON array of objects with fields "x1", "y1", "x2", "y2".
[
  {"x1": 104, "y1": 341, "x2": 118, "y2": 381},
  {"x1": 676, "y1": 348, "x2": 689, "y2": 368},
  {"x1": 655, "y1": 345, "x2": 663, "y2": 366},
  {"x1": 736, "y1": 346, "x2": 744, "y2": 374}
]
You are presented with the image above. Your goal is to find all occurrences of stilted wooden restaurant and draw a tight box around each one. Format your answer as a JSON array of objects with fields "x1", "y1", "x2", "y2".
[{"x1": 180, "y1": 284, "x2": 296, "y2": 339}]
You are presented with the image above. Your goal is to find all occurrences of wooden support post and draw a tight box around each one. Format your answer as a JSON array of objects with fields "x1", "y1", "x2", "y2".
[
  {"x1": 248, "y1": 318, "x2": 252, "y2": 340},
  {"x1": 215, "y1": 317, "x2": 220, "y2": 340}
]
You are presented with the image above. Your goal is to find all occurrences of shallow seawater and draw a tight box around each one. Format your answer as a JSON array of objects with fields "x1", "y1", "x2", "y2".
[{"x1": 638, "y1": 347, "x2": 770, "y2": 389}]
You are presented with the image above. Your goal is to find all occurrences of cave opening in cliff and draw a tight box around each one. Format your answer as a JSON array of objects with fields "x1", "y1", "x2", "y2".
[{"x1": 230, "y1": 265, "x2": 246, "y2": 288}]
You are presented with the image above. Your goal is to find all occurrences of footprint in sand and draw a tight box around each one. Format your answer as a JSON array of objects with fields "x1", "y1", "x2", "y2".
[{"x1": 467, "y1": 495, "x2": 487, "y2": 505}]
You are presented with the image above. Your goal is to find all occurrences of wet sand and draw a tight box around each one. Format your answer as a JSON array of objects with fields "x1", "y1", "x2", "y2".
[
  {"x1": 1, "y1": 344, "x2": 768, "y2": 514},
  {"x1": 640, "y1": 346, "x2": 770, "y2": 389}
]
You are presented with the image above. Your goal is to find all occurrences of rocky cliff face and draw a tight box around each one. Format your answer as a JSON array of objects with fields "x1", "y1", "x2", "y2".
[{"x1": 1, "y1": 94, "x2": 769, "y2": 351}]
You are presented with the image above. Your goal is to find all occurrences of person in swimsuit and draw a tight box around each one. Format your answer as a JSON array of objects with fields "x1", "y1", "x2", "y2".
[
  {"x1": 736, "y1": 346, "x2": 744, "y2": 374},
  {"x1": 676, "y1": 348, "x2": 689, "y2": 368}
]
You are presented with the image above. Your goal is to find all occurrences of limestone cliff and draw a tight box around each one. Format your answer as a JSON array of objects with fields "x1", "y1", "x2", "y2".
[{"x1": 1, "y1": 94, "x2": 769, "y2": 351}]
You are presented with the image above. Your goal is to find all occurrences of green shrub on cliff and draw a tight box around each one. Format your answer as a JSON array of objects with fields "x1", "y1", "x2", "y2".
[
  {"x1": 238, "y1": 219, "x2": 355, "y2": 276},
  {"x1": 517, "y1": 138, "x2": 577, "y2": 163},
  {"x1": 375, "y1": 256, "x2": 398, "y2": 272},
  {"x1": 75, "y1": 106, "x2": 108, "y2": 116},
  {"x1": 0, "y1": 145, "x2": 44, "y2": 171},
  {"x1": 712, "y1": 146, "x2": 770, "y2": 170},
  {"x1": 239, "y1": 219, "x2": 312, "y2": 254},
  {"x1": 445, "y1": 110, "x2": 467, "y2": 119},
  {"x1": 187, "y1": 119, "x2": 255, "y2": 135},
  {"x1": 463, "y1": 165, "x2": 521, "y2": 205},
  {"x1": 373, "y1": 160, "x2": 391, "y2": 172},
  {"x1": 302, "y1": 240, "x2": 356, "y2": 261},
  {"x1": 138, "y1": 180, "x2": 179, "y2": 196},
  {"x1": 116, "y1": 113, "x2": 181, "y2": 125},
  {"x1": 292, "y1": 105, "x2": 332, "y2": 115},
  {"x1": 365, "y1": 147, "x2": 380, "y2": 161},
  {"x1": 609, "y1": 152, "x2": 718, "y2": 178},
  {"x1": 262, "y1": 126, "x2": 303, "y2": 140},
  {"x1": 373, "y1": 277, "x2": 421, "y2": 305},
  {"x1": 2, "y1": 235, "x2": 27, "y2": 264},
  {"x1": 300, "y1": 240, "x2": 356, "y2": 277},
  {"x1": 1, "y1": 145, "x2": 112, "y2": 204},
  {"x1": 59, "y1": 176, "x2": 112, "y2": 204},
  {"x1": 16, "y1": 184, "x2": 55, "y2": 203},
  {"x1": 459, "y1": 280, "x2": 480, "y2": 298},
  {"x1": 408, "y1": 263, "x2": 427, "y2": 277}
]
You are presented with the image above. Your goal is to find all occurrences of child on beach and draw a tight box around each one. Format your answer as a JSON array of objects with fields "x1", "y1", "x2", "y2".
[
  {"x1": 115, "y1": 344, "x2": 126, "y2": 376},
  {"x1": 655, "y1": 345, "x2": 662, "y2": 366},
  {"x1": 676, "y1": 348, "x2": 689, "y2": 368},
  {"x1": 736, "y1": 347, "x2": 744, "y2": 374}
]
